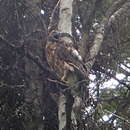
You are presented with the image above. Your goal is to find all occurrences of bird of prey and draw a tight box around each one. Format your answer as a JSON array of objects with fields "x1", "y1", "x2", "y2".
[{"x1": 45, "y1": 31, "x2": 88, "y2": 83}]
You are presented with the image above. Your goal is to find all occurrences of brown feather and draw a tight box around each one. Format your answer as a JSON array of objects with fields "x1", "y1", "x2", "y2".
[{"x1": 46, "y1": 40, "x2": 87, "y2": 82}]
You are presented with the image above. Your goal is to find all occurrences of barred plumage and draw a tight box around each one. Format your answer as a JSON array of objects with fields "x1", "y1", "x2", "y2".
[{"x1": 46, "y1": 31, "x2": 87, "y2": 82}]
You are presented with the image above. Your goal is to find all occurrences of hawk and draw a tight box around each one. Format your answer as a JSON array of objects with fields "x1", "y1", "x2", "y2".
[{"x1": 46, "y1": 31, "x2": 87, "y2": 83}]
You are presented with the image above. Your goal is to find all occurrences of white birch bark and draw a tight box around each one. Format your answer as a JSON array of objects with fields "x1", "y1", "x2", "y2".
[
  {"x1": 58, "y1": 0, "x2": 74, "y2": 130},
  {"x1": 58, "y1": 0, "x2": 73, "y2": 34}
]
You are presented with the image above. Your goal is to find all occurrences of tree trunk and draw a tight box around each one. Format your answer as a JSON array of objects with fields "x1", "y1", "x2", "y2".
[
  {"x1": 58, "y1": 0, "x2": 74, "y2": 130},
  {"x1": 24, "y1": 0, "x2": 44, "y2": 130},
  {"x1": 57, "y1": 0, "x2": 89, "y2": 130}
]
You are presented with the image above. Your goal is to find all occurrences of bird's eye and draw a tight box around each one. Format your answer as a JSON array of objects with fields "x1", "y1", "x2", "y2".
[
  {"x1": 48, "y1": 31, "x2": 60, "y2": 42},
  {"x1": 54, "y1": 34, "x2": 59, "y2": 39},
  {"x1": 52, "y1": 32, "x2": 60, "y2": 40}
]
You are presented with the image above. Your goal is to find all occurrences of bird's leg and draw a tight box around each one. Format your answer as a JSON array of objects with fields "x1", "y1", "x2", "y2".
[
  {"x1": 61, "y1": 70, "x2": 75, "y2": 85},
  {"x1": 61, "y1": 63, "x2": 74, "y2": 84}
]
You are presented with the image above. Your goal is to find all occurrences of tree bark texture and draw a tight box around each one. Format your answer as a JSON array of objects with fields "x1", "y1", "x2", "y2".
[
  {"x1": 24, "y1": 0, "x2": 44, "y2": 129},
  {"x1": 58, "y1": 0, "x2": 74, "y2": 130}
]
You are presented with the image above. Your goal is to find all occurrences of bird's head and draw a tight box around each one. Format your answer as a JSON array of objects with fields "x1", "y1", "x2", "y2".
[{"x1": 48, "y1": 31, "x2": 60, "y2": 42}]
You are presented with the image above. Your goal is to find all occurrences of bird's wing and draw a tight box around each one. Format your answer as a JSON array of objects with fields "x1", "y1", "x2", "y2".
[{"x1": 55, "y1": 42, "x2": 88, "y2": 79}]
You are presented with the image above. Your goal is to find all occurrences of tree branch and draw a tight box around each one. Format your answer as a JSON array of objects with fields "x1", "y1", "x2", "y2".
[
  {"x1": 85, "y1": 1, "x2": 130, "y2": 72},
  {"x1": 0, "y1": 34, "x2": 61, "y2": 82}
]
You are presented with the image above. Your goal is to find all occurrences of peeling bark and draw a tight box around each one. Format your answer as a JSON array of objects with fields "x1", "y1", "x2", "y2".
[
  {"x1": 58, "y1": 0, "x2": 73, "y2": 35},
  {"x1": 58, "y1": 0, "x2": 74, "y2": 130},
  {"x1": 58, "y1": 93, "x2": 67, "y2": 130}
]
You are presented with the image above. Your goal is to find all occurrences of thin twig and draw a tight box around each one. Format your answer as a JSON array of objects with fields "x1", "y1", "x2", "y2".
[
  {"x1": 48, "y1": 0, "x2": 61, "y2": 32},
  {"x1": 104, "y1": 109, "x2": 130, "y2": 125},
  {"x1": 98, "y1": 66, "x2": 130, "y2": 90},
  {"x1": 47, "y1": 78, "x2": 69, "y2": 87}
]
